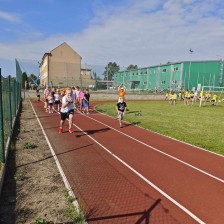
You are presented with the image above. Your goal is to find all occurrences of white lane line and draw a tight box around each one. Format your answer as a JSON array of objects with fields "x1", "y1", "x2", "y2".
[
  {"x1": 31, "y1": 100, "x2": 204, "y2": 223},
  {"x1": 29, "y1": 100, "x2": 86, "y2": 223},
  {"x1": 95, "y1": 107, "x2": 224, "y2": 159},
  {"x1": 72, "y1": 119, "x2": 205, "y2": 224},
  {"x1": 79, "y1": 111, "x2": 224, "y2": 184}
]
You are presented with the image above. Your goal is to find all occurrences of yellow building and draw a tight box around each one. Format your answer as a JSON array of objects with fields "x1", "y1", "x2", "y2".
[{"x1": 39, "y1": 42, "x2": 95, "y2": 88}]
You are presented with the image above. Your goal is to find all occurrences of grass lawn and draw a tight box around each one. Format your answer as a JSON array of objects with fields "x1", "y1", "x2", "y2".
[{"x1": 95, "y1": 100, "x2": 224, "y2": 155}]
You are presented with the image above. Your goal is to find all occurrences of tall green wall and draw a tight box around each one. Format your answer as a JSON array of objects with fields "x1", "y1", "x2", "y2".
[{"x1": 114, "y1": 61, "x2": 223, "y2": 91}]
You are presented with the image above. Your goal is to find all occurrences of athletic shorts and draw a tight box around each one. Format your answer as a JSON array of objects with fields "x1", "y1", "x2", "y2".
[
  {"x1": 118, "y1": 111, "x2": 124, "y2": 119},
  {"x1": 60, "y1": 109, "x2": 74, "y2": 121},
  {"x1": 83, "y1": 102, "x2": 89, "y2": 108}
]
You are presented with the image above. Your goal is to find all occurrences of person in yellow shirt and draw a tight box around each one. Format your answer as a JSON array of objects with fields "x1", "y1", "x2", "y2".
[
  {"x1": 172, "y1": 91, "x2": 177, "y2": 105},
  {"x1": 178, "y1": 92, "x2": 182, "y2": 101},
  {"x1": 204, "y1": 91, "x2": 211, "y2": 103},
  {"x1": 184, "y1": 90, "x2": 190, "y2": 105},
  {"x1": 169, "y1": 92, "x2": 173, "y2": 104},
  {"x1": 211, "y1": 94, "x2": 218, "y2": 106},
  {"x1": 190, "y1": 91, "x2": 194, "y2": 105},
  {"x1": 165, "y1": 91, "x2": 169, "y2": 101}
]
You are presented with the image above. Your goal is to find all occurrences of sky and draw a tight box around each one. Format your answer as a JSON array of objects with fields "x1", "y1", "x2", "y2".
[{"x1": 1, "y1": 0, "x2": 224, "y2": 77}]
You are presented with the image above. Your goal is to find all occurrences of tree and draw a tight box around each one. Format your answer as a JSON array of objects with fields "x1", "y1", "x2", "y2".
[
  {"x1": 28, "y1": 73, "x2": 37, "y2": 84},
  {"x1": 92, "y1": 71, "x2": 97, "y2": 80},
  {"x1": 92, "y1": 71, "x2": 101, "y2": 81},
  {"x1": 22, "y1": 72, "x2": 28, "y2": 89},
  {"x1": 127, "y1": 64, "x2": 138, "y2": 70},
  {"x1": 103, "y1": 62, "x2": 120, "y2": 81}
]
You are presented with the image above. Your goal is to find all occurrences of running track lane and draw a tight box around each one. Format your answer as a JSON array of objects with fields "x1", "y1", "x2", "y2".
[{"x1": 31, "y1": 99, "x2": 224, "y2": 224}]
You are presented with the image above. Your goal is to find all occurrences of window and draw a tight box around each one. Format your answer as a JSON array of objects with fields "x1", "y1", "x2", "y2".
[
  {"x1": 162, "y1": 69, "x2": 166, "y2": 72},
  {"x1": 144, "y1": 82, "x2": 147, "y2": 85},
  {"x1": 173, "y1": 67, "x2": 178, "y2": 72},
  {"x1": 161, "y1": 81, "x2": 166, "y2": 84},
  {"x1": 172, "y1": 80, "x2": 177, "y2": 84}
]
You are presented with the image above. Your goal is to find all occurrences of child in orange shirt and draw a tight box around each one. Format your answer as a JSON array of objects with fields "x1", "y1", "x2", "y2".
[{"x1": 118, "y1": 83, "x2": 126, "y2": 102}]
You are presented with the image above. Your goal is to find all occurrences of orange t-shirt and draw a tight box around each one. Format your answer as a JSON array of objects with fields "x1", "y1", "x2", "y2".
[{"x1": 118, "y1": 90, "x2": 126, "y2": 98}]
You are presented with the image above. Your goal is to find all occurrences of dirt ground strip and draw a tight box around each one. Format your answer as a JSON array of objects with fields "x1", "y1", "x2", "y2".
[{"x1": 0, "y1": 97, "x2": 72, "y2": 224}]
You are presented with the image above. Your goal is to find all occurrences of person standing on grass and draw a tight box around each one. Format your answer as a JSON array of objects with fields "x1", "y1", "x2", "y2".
[
  {"x1": 116, "y1": 97, "x2": 127, "y2": 128},
  {"x1": 83, "y1": 89, "x2": 90, "y2": 114},
  {"x1": 59, "y1": 88, "x2": 76, "y2": 134}
]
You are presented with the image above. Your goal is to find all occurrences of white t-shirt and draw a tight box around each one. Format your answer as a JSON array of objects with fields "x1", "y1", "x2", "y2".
[
  {"x1": 60, "y1": 95, "x2": 75, "y2": 113},
  {"x1": 54, "y1": 93, "x2": 60, "y2": 101}
]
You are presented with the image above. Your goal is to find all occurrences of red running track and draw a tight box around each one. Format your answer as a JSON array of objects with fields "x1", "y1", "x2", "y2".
[{"x1": 30, "y1": 99, "x2": 224, "y2": 224}]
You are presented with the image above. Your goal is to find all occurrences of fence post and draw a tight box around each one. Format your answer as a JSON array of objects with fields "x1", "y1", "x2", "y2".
[
  {"x1": 18, "y1": 82, "x2": 21, "y2": 104},
  {"x1": 0, "y1": 69, "x2": 5, "y2": 163},
  {"x1": 13, "y1": 80, "x2": 16, "y2": 117},
  {"x1": 8, "y1": 76, "x2": 12, "y2": 131}
]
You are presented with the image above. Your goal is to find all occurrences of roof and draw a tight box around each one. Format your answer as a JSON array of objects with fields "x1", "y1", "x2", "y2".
[
  {"x1": 39, "y1": 42, "x2": 82, "y2": 66},
  {"x1": 117, "y1": 60, "x2": 221, "y2": 73}
]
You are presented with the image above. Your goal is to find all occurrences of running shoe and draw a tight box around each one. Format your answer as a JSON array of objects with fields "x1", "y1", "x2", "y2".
[
  {"x1": 69, "y1": 128, "x2": 74, "y2": 133},
  {"x1": 59, "y1": 128, "x2": 63, "y2": 134}
]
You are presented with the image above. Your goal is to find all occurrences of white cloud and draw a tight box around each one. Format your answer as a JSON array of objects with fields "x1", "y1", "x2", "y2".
[
  {"x1": 1, "y1": 0, "x2": 224, "y2": 76},
  {"x1": 0, "y1": 10, "x2": 21, "y2": 23}
]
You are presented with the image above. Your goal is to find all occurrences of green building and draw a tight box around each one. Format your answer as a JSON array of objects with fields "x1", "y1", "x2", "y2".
[{"x1": 113, "y1": 60, "x2": 224, "y2": 91}]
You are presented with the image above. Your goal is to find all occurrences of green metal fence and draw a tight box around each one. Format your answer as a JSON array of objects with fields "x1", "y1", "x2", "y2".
[{"x1": 0, "y1": 65, "x2": 22, "y2": 163}]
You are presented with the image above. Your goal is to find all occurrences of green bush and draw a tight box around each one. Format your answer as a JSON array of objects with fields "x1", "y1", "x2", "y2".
[{"x1": 23, "y1": 142, "x2": 38, "y2": 149}]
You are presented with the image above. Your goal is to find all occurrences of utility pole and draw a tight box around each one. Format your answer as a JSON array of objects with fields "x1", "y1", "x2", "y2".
[{"x1": 188, "y1": 48, "x2": 194, "y2": 90}]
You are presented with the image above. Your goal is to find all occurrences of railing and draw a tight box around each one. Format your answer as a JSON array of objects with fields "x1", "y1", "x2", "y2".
[{"x1": 0, "y1": 68, "x2": 21, "y2": 163}]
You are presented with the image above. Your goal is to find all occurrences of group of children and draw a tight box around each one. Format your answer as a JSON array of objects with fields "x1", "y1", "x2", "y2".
[
  {"x1": 38, "y1": 83, "x2": 127, "y2": 130},
  {"x1": 165, "y1": 89, "x2": 224, "y2": 106},
  {"x1": 165, "y1": 90, "x2": 201, "y2": 105},
  {"x1": 41, "y1": 85, "x2": 90, "y2": 114},
  {"x1": 116, "y1": 83, "x2": 127, "y2": 128}
]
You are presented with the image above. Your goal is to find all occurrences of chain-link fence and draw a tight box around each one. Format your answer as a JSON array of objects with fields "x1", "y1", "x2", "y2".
[{"x1": 0, "y1": 62, "x2": 22, "y2": 163}]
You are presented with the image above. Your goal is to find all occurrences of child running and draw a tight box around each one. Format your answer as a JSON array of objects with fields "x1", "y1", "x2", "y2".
[
  {"x1": 36, "y1": 88, "x2": 40, "y2": 101},
  {"x1": 47, "y1": 92, "x2": 55, "y2": 113},
  {"x1": 59, "y1": 88, "x2": 76, "y2": 134},
  {"x1": 54, "y1": 89, "x2": 61, "y2": 112},
  {"x1": 79, "y1": 89, "x2": 84, "y2": 112},
  {"x1": 83, "y1": 89, "x2": 90, "y2": 114},
  {"x1": 116, "y1": 97, "x2": 127, "y2": 128}
]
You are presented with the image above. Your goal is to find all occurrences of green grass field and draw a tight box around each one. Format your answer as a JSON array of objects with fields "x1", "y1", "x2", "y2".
[{"x1": 95, "y1": 100, "x2": 224, "y2": 155}]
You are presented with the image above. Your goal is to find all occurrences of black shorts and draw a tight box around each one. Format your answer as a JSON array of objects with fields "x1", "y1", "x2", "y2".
[
  {"x1": 60, "y1": 109, "x2": 74, "y2": 120},
  {"x1": 55, "y1": 100, "x2": 60, "y2": 105}
]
